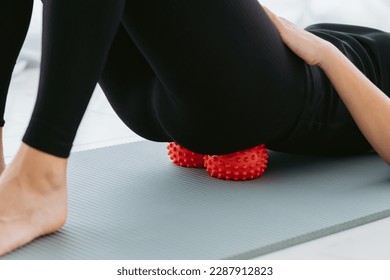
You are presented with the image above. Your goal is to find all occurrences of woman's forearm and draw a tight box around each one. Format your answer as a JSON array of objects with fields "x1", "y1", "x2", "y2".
[{"x1": 319, "y1": 45, "x2": 390, "y2": 164}]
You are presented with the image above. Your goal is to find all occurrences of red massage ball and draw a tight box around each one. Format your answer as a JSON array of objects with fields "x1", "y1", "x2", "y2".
[{"x1": 167, "y1": 142, "x2": 268, "y2": 181}]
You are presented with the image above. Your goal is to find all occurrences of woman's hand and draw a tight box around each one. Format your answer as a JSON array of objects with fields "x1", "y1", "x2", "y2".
[
  {"x1": 263, "y1": 6, "x2": 334, "y2": 66},
  {"x1": 264, "y1": 6, "x2": 390, "y2": 165}
]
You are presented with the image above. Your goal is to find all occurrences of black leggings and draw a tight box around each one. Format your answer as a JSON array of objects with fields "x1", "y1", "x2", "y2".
[
  {"x1": 0, "y1": 0, "x2": 33, "y2": 127},
  {"x1": 1, "y1": 0, "x2": 389, "y2": 157}
]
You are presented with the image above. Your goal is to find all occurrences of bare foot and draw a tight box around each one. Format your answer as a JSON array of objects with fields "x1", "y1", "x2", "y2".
[{"x1": 0, "y1": 144, "x2": 68, "y2": 256}]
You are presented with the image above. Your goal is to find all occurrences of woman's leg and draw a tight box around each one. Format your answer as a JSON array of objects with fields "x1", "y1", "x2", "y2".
[
  {"x1": 99, "y1": 24, "x2": 171, "y2": 143},
  {"x1": 0, "y1": 0, "x2": 34, "y2": 171},
  {"x1": 104, "y1": 0, "x2": 307, "y2": 155},
  {"x1": 23, "y1": 0, "x2": 125, "y2": 157},
  {"x1": 0, "y1": 0, "x2": 126, "y2": 256}
]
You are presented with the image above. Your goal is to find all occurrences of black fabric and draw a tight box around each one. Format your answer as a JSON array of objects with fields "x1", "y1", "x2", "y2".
[
  {"x1": 23, "y1": 0, "x2": 126, "y2": 157},
  {"x1": 99, "y1": 0, "x2": 306, "y2": 156},
  {"x1": 1, "y1": 1, "x2": 389, "y2": 157},
  {"x1": 0, "y1": 0, "x2": 34, "y2": 127},
  {"x1": 268, "y1": 24, "x2": 390, "y2": 155}
]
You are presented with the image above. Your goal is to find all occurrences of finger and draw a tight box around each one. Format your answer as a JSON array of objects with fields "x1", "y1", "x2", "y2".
[{"x1": 278, "y1": 17, "x2": 297, "y2": 29}]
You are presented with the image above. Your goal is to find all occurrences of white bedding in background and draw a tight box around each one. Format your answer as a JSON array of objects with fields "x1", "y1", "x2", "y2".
[
  {"x1": 21, "y1": 0, "x2": 390, "y2": 64},
  {"x1": 261, "y1": 0, "x2": 390, "y2": 30}
]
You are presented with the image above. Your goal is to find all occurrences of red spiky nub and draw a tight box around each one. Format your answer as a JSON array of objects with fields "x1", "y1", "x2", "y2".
[{"x1": 204, "y1": 144, "x2": 268, "y2": 181}]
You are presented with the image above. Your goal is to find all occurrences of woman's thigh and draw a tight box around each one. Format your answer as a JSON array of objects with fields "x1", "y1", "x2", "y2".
[
  {"x1": 102, "y1": 0, "x2": 307, "y2": 155},
  {"x1": 99, "y1": 24, "x2": 171, "y2": 142}
]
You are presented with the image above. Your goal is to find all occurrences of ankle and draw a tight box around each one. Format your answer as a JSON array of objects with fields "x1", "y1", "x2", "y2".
[
  {"x1": 0, "y1": 128, "x2": 5, "y2": 173},
  {"x1": 1, "y1": 144, "x2": 67, "y2": 191}
]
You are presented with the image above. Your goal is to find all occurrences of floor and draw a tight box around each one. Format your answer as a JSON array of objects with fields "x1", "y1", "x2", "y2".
[{"x1": 4, "y1": 0, "x2": 390, "y2": 260}]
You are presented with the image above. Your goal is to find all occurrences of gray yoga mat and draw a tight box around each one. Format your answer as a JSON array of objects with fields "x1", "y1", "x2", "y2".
[{"x1": 2, "y1": 141, "x2": 390, "y2": 260}]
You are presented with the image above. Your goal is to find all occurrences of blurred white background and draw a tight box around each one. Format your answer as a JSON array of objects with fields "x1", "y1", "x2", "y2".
[{"x1": 7, "y1": 0, "x2": 390, "y2": 259}]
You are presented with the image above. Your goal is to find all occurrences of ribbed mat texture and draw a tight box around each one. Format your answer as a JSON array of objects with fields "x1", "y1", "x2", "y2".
[{"x1": 2, "y1": 141, "x2": 390, "y2": 259}]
